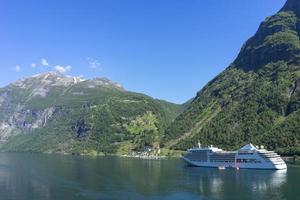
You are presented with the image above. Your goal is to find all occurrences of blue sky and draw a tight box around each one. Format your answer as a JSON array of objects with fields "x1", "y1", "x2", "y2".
[{"x1": 0, "y1": 0, "x2": 286, "y2": 104}]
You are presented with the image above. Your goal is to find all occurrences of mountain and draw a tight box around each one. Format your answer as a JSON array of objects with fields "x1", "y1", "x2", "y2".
[
  {"x1": 0, "y1": 72, "x2": 183, "y2": 155},
  {"x1": 164, "y1": 0, "x2": 300, "y2": 156}
]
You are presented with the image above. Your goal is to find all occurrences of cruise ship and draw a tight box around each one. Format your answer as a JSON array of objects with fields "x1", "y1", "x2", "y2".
[{"x1": 182, "y1": 143, "x2": 287, "y2": 170}]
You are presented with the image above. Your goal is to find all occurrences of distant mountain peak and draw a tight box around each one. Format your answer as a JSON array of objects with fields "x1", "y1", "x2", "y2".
[
  {"x1": 12, "y1": 71, "x2": 83, "y2": 88},
  {"x1": 32, "y1": 71, "x2": 63, "y2": 77},
  {"x1": 7, "y1": 71, "x2": 124, "y2": 96},
  {"x1": 281, "y1": 0, "x2": 300, "y2": 15}
]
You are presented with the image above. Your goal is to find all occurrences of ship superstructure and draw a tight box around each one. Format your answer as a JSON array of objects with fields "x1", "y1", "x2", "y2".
[{"x1": 182, "y1": 143, "x2": 287, "y2": 170}]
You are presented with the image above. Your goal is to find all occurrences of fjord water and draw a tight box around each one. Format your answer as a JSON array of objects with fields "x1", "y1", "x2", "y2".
[{"x1": 0, "y1": 153, "x2": 299, "y2": 200}]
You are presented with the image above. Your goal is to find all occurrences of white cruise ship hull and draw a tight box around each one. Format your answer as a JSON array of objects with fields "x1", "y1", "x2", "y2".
[
  {"x1": 182, "y1": 144, "x2": 287, "y2": 170},
  {"x1": 182, "y1": 157, "x2": 287, "y2": 170}
]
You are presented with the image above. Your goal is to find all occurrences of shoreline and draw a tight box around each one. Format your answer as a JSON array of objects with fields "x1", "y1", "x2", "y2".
[
  {"x1": 0, "y1": 150, "x2": 183, "y2": 159},
  {"x1": 120, "y1": 154, "x2": 168, "y2": 159},
  {"x1": 1, "y1": 150, "x2": 299, "y2": 164}
]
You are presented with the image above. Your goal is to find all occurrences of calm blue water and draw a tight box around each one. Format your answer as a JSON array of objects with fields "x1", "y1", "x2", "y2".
[{"x1": 0, "y1": 153, "x2": 299, "y2": 200}]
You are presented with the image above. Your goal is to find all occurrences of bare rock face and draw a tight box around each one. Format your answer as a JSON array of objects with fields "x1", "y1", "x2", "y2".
[
  {"x1": 0, "y1": 105, "x2": 63, "y2": 142},
  {"x1": 0, "y1": 123, "x2": 14, "y2": 142},
  {"x1": 72, "y1": 119, "x2": 89, "y2": 138},
  {"x1": 86, "y1": 78, "x2": 124, "y2": 90},
  {"x1": 287, "y1": 79, "x2": 300, "y2": 114}
]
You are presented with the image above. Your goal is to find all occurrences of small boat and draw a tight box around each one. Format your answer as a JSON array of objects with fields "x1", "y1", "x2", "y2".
[{"x1": 218, "y1": 166, "x2": 226, "y2": 170}]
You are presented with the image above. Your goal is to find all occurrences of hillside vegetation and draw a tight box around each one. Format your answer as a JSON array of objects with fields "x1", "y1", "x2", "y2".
[
  {"x1": 0, "y1": 73, "x2": 183, "y2": 155},
  {"x1": 1, "y1": 0, "x2": 300, "y2": 157},
  {"x1": 164, "y1": 0, "x2": 300, "y2": 156}
]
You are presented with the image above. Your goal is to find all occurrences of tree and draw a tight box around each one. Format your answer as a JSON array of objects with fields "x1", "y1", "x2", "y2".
[{"x1": 125, "y1": 111, "x2": 160, "y2": 149}]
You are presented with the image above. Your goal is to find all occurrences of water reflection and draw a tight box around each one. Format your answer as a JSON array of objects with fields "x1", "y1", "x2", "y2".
[
  {"x1": 250, "y1": 169, "x2": 287, "y2": 192},
  {"x1": 0, "y1": 153, "x2": 52, "y2": 199},
  {"x1": 0, "y1": 153, "x2": 297, "y2": 200},
  {"x1": 183, "y1": 166, "x2": 287, "y2": 200}
]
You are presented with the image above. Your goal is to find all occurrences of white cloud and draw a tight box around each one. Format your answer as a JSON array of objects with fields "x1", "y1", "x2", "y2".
[
  {"x1": 15, "y1": 65, "x2": 21, "y2": 72},
  {"x1": 87, "y1": 57, "x2": 101, "y2": 69},
  {"x1": 54, "y1": 65, "x2": 72, "y2": 73},
  {"x1": 31, "y1": 63, "x2": 36, "y2": 68},
  {"x1": 41, "y1": 58, "x2": 49, "y2": 66}
]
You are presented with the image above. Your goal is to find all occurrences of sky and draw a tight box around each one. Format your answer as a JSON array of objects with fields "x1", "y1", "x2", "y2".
[{"x1": 0, "y1": 0, "x2": 286, "y2": 104}]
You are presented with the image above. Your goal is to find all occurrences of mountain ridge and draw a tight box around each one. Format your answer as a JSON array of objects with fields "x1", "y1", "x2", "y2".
[
  {"x1": 1, "y1": 0, "x2": 299, "y2": 156},
  {"x1": 0, "y1": 72, "x2": 184, "y2": 154},
  {"x1": 10, "y1": 72, "x2": 124, "y2": 92},
  {"x1": 164, "y1": 0, "x2": 300, "y2": 155}
]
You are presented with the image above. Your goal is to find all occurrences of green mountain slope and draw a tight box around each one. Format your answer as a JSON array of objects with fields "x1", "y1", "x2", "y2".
[
  {"x1": 0, "y1": 72, "x2": 183, "y2": 154},
  {"x1": 164, "y1": 0, "x2": 300, "y2": 155}
]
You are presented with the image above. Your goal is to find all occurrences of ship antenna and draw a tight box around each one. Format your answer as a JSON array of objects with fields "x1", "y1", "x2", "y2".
[{"x1": 198, "y1": 141, "x2": 201, "y2": 148}]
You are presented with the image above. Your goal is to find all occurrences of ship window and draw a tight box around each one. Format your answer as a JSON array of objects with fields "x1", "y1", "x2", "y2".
[{"x1": 236, "y1": 159, "x2": 261, "y2": 163}]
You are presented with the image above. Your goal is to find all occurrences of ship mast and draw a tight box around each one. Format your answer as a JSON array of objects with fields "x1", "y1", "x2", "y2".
[{"x1": 198, "y1": 141, "x2": 201, "y2": 148}]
